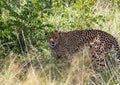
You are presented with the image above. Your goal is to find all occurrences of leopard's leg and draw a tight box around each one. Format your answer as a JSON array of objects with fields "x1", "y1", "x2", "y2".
[
  {"x1": 65, "y1": 50, "x2": 72, "y2": 63},
  {"x1": 89, "y1": 41, "x2": 109, "y2": 71},
  {"x1": 88, "y1": 50, "x2": 98, "y2": 70}
]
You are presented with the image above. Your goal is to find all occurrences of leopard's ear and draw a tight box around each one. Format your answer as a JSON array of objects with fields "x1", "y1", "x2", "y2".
[
  {"x1": 54, "y1": 30, "x2": 61, "y2": 35},
  {"x1": 45, "y1": 31, "x2": 48, "y2": 36},
  {"x1": 54, "y1": 30, "x2": 58, "y2": 32}
]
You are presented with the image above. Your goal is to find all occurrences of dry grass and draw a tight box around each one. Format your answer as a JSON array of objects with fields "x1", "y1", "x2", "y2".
[{"x1": 0, "y1": 48, "x2": 120, "y2": 85}]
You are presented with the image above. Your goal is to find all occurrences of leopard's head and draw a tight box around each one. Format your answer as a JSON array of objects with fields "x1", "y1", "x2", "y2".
[{"x1": 45, "y1": 30, "x2": 60, "y2": 48}]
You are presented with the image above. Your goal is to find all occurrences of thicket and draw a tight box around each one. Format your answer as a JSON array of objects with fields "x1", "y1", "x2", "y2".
[{"x1": 1, "y1": 0, "x2": 120, "y2": 57}]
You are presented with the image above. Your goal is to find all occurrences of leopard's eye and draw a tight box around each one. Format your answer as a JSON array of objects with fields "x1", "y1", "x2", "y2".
[{"x1": 55, "y1": 37, "x2": 58, "y2": 39}]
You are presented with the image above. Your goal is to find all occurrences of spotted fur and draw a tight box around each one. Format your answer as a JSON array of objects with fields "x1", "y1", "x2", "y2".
[{"x1": 45, "y1": 30, "x2": 120, "y2": 69}]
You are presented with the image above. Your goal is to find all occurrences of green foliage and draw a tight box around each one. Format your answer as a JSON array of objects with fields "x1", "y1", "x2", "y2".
[
  {"x1": 0, "y1": 0, "x2": 53, "y2": 57},
  {"x1": 0, "y1": 0, "x2": 96, "y2": 57}
]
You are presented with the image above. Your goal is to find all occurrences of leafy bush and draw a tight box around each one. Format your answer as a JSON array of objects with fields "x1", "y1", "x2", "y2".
[
  {"x1": 0, "y1": 0, "x2": 54, "y2": 57},
  {"x1": 0, "y1": 0, "x2": 97, "y2": 57}
]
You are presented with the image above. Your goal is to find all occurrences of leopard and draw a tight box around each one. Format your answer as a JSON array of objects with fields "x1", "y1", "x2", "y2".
[{"x1": 45, "y1": 29, "x2": 120, "y2": 70}]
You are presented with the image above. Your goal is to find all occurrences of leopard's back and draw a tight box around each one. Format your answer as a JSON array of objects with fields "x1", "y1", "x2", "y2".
[{"x1": 63, "y1": 30, "x2": 116, "y2": 54}]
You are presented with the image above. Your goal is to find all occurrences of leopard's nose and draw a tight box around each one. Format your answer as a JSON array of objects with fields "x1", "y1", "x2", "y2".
[{"x1": 51, "y1": 42, "x2": 55, "y2": 44}]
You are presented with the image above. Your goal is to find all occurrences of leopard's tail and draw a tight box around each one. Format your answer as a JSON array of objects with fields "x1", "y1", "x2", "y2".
[{"x1": 113, "y1": 38, "x2": 120, "y2": 63}]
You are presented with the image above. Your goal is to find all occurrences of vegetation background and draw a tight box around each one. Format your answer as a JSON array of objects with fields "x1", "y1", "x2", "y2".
[{"x1": 0, "y1": 0, "x2": 120, "y2": 85}]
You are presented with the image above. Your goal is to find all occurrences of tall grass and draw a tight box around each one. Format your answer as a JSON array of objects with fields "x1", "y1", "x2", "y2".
[
  {"x1": 0, "y1": 49, "x2": 119, "y2": 85},
  {"x1": 0, "y1": 0, "x2": 120, "y2": 85}
]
